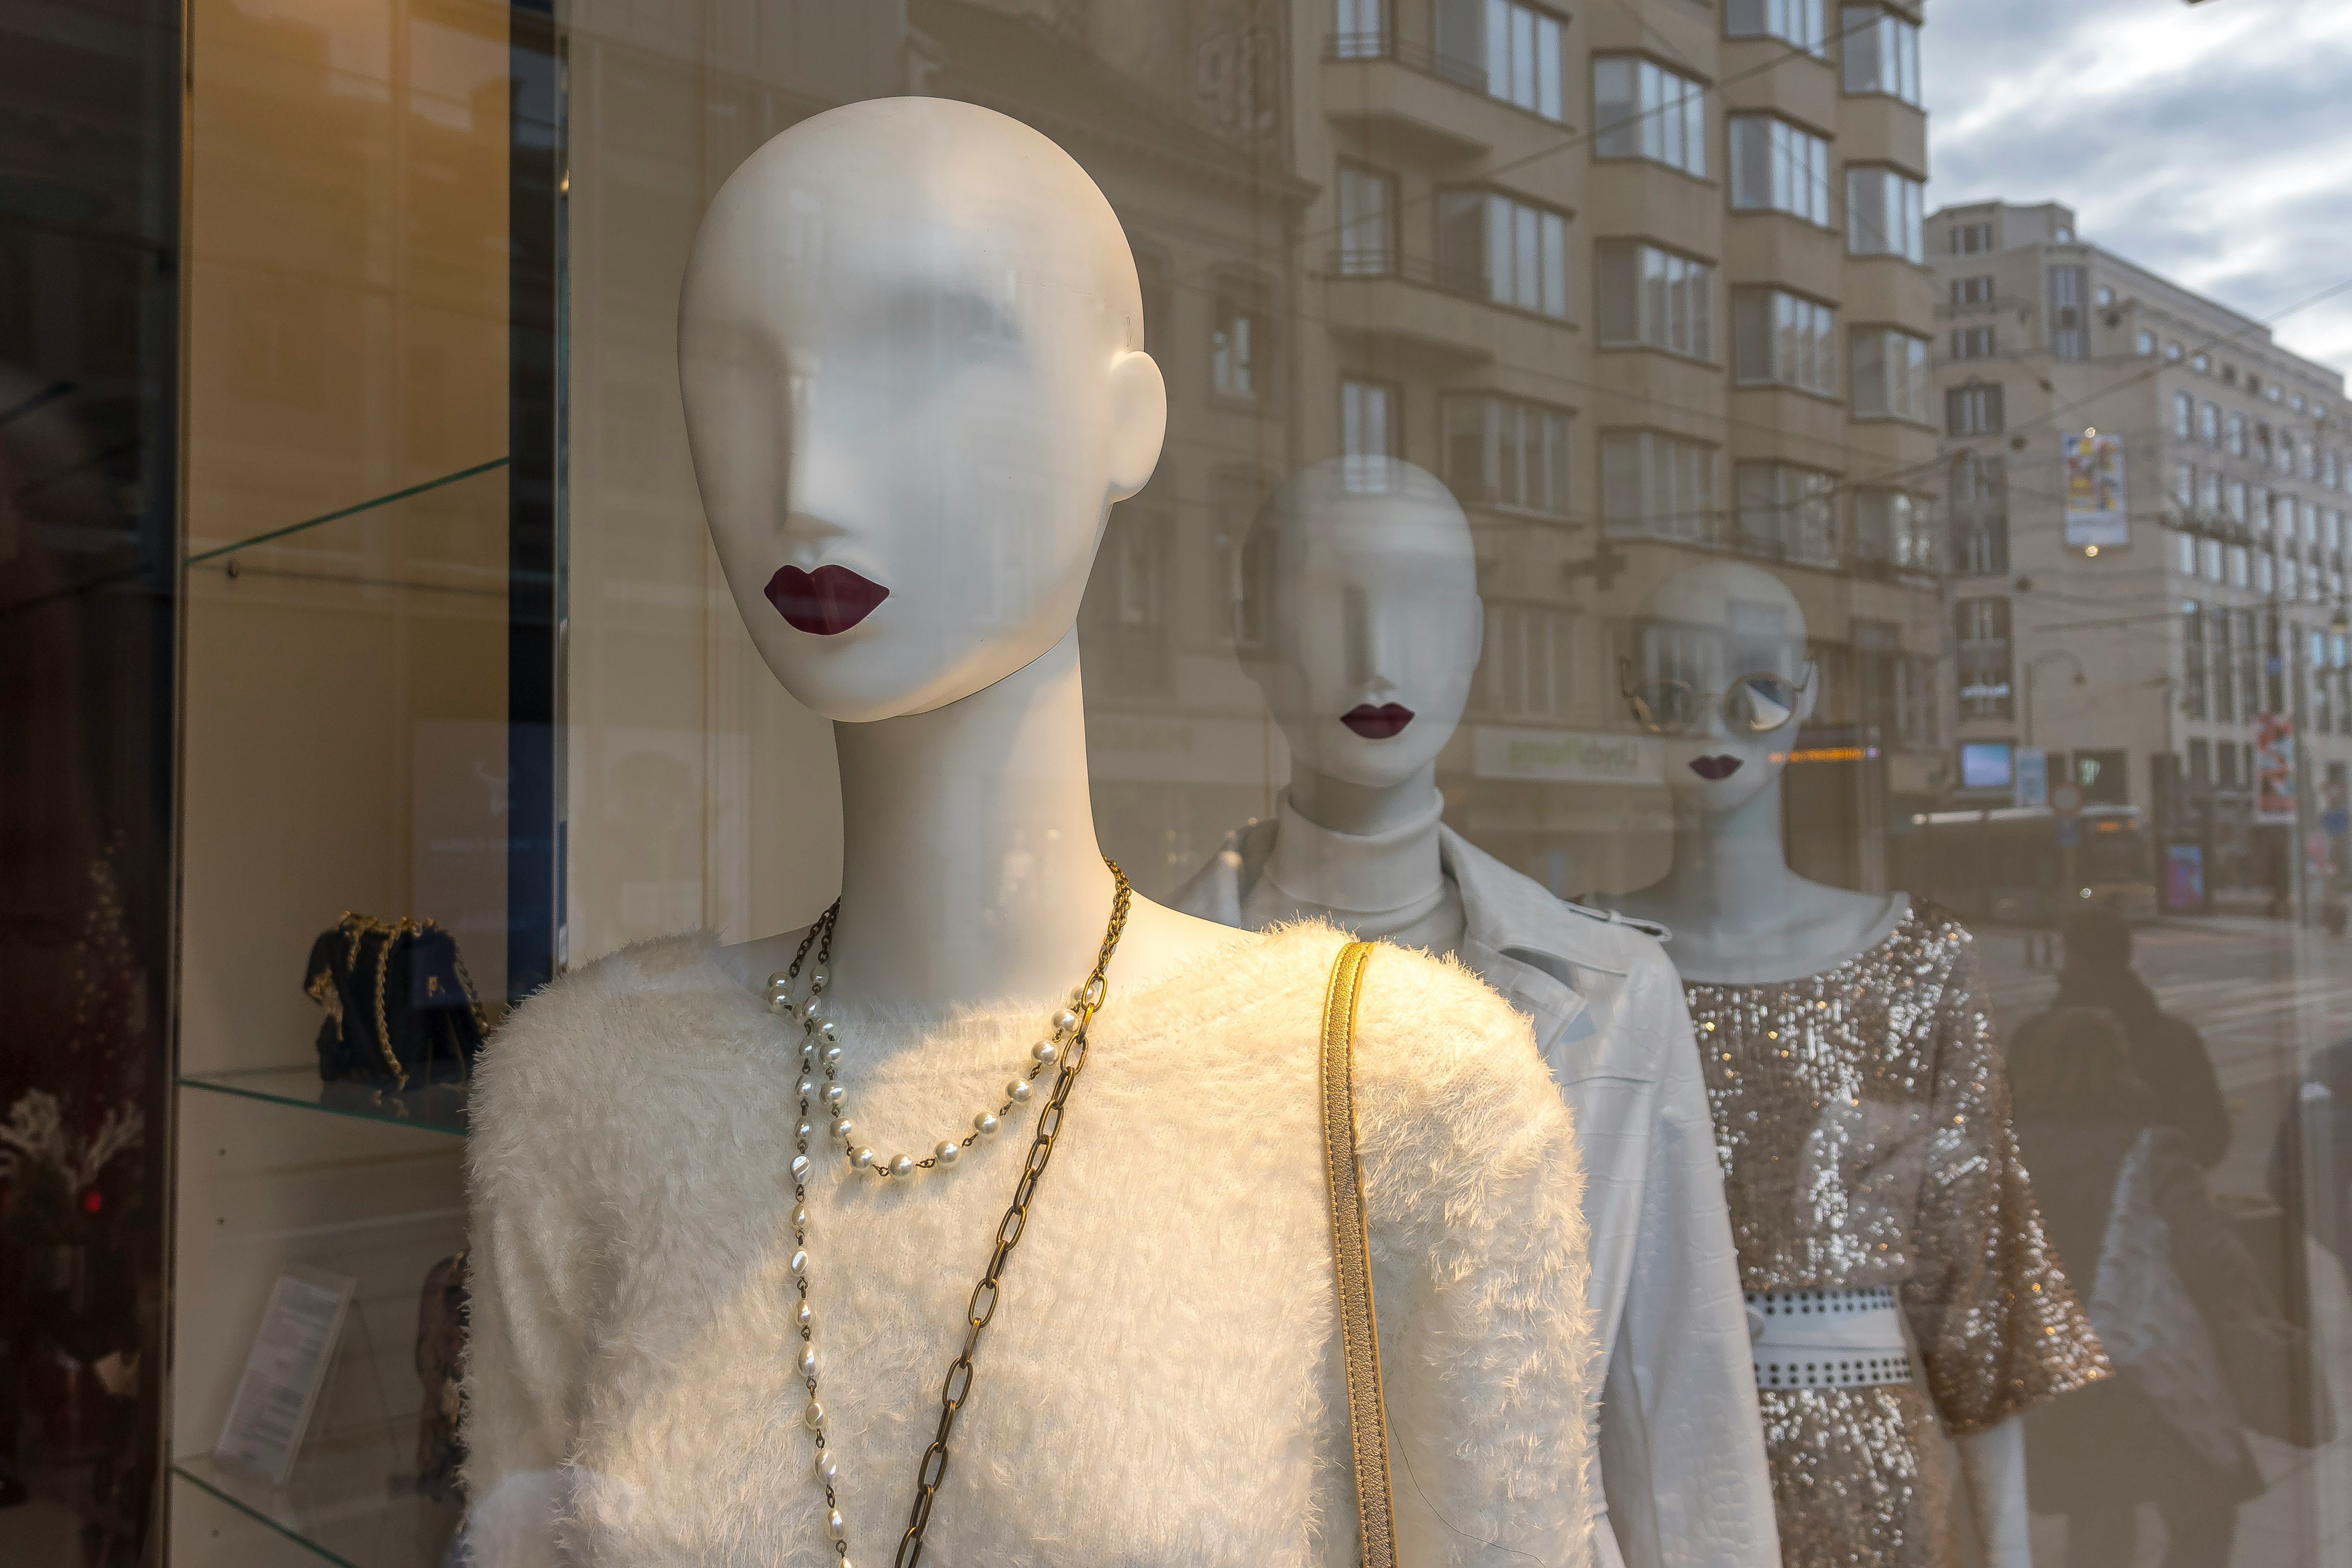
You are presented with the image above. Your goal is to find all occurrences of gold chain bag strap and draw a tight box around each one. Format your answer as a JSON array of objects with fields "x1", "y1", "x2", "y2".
[{"x1": 1321, "y1": 940, "x2": 1398, "y2": 1568}]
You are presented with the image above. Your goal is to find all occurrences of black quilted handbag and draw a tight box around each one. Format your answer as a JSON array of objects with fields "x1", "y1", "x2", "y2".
[{"x1": 303, "y1": 913, "x2": 485, "y2": 1089}]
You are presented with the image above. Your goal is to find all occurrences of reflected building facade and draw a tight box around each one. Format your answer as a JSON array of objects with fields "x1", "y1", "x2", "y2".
[{"x1": 1929, "y1": 198, "x2": 2351, "y2": 913}]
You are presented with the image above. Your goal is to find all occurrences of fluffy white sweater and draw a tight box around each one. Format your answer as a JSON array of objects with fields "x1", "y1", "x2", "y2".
[{"x1": 461, "y1": 921, "x2": 1597, "y2": 1567}]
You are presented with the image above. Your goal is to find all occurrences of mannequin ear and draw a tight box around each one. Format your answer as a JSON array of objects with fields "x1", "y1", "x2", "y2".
[{"x1": 1105, "y1": 349, "x2": 1167, "y2": 502}]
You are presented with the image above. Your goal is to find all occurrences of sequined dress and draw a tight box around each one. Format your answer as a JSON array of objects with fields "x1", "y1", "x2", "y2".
[{"x1": 1684, "y1": 903, "x2": 2106, "y2": 1567}]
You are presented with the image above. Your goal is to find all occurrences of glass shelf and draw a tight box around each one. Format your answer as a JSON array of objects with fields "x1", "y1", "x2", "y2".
[
  {"x1": 179, "y1": 1066, "x2": 468, "y2": 1136},
  {"x1": 173, "y1": 1431, "x2": 462, "y2": 1568}
]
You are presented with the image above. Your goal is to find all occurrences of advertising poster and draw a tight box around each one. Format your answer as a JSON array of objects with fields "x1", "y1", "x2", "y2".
[
  {"x1": 2255, "y1": 712, "x2": 2297, "y2": 824},
  {"x1": 2164, "y1": 844, "x2": 2206, "y2": 912},
  {"x1": 2062, "y1": 431, "x2": 2128, "y2": 548}
]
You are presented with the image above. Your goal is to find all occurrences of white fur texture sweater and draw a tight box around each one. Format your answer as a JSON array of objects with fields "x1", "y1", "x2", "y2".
[{"x1": 461, "y1": 921, "x2": 1597, "y2": 1568}]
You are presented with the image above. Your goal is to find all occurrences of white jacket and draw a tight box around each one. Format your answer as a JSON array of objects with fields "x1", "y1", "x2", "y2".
[{"x1": 1176, "y1": 821, "x2": 1778, "y2": 1568}]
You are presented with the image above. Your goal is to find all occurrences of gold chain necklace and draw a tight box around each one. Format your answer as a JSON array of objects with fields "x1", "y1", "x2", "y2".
[{"x1": 771, "y1": 859, "x2": 1132, "y2": 1568}]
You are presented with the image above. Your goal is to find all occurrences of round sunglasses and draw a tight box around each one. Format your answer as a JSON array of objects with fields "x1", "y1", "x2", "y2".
[{"x1": 1618, "y1": 660, "x2": 1812, "y2": 737}]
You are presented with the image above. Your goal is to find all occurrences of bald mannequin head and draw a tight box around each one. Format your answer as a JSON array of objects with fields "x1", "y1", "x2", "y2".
[
  {"x1": 679, "y1": 97, "x2": 1167, "y2": 721},
  {"x1": 1626, "y1": 559, "x2": 1816, "y2": 814},
  {"x1": 1244, "y1": 457, "x2": 1482, "y2": 789}
]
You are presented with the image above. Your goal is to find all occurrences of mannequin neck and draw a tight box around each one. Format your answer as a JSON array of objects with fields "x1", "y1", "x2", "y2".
[
  {"x1": 826, "y1": 629, "x2": 1117, "y2": 1012},
  {"x1": 1651, "y1": 770, "x2": 1804, "y2": 933},
  {"x1": 1286, "y1": 762, "x2": 1442, "y2": 838},
  {"x1": 1265, "y1": 777, "x2": 1446, "y2": 918}
]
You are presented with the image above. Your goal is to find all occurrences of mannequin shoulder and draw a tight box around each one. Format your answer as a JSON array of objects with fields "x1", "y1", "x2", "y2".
[
  {"x1": 1347, "y1": 941, "x2": 1567, "y2": 1138},
  {"x1": 475, "y1": 933, "x2": 760, "y2": 1126}
]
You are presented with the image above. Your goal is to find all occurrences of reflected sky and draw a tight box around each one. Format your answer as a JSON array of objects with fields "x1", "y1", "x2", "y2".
[{"x1": 1927, "y1": 0, "x2": 2352, "y2": 375}]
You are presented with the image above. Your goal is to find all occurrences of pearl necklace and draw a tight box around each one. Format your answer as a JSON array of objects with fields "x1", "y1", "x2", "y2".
[
  {"x1": 766, "y1": 923, "x2": 1089, "y2": 1182},
  {"x1": 772, "y1": 864, "x2": 1132, "y2": 1568}
]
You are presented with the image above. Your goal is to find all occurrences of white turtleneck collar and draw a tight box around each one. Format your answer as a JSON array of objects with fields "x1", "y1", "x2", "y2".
[{"x1": 1245, "y1": 787, "x2": 1463, "y2": 951}]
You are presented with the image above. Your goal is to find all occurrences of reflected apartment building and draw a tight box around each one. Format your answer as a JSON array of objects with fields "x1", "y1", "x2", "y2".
[
  {"x1": 1929, "y1": 199, "x2": 2351, "y2": 913},
  {"x1": 553, "y1": 0, "x2": 1947, "y2": 911},
  {"x1": 1289, "y1": 0, "x2": 1944, "y2": 897}
]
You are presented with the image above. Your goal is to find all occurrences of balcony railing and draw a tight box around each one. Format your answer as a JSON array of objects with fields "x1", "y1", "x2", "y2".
[
  {"x1": 1322, "y1": 248, "x2": 1488, "y2": 299},
  {"x1": 1324, "y1": 30, "x2": 1488, "y2": 94}
]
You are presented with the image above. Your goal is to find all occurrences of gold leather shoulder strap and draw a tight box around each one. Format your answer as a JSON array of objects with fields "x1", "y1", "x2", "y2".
[{"x1": 1320, "y1": 940, "x2": 1397, "y2": 1568}]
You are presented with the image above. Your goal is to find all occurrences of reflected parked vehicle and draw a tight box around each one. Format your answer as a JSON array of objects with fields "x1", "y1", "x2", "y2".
[{"x1": 1899, "y1": 805, "x2": 2157, "y2": 925}]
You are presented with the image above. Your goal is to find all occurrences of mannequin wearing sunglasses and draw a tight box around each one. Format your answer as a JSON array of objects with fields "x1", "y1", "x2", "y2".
[
  {"x1": 1173, "y1": 459, "x2": 1779, "y2": 1568},
  {"x1": 1593, "y1": 561, "x2": 2105, "y2": 1568}
]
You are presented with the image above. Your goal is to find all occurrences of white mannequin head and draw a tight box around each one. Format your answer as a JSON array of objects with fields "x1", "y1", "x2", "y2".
[
  {"x1": 1243, "y1": 457, "x2": 1481, "y2": 789},
  {"x1": 677, "y1": 97, "x2": 1167, "y2": 722},
  {"x1": 1625, "y1": 560, "x2": 1815, "y2": 816}
]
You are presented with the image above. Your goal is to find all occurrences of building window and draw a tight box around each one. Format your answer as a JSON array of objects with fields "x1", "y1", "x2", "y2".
[
  {"x1": 1850, "y1": 327, "x2": 1929, "y2": 420},
  {"x1": 1082, "y1": 507, "x2": 1176, "y2": 697},
  {"x1": 1726, "y1": 0, "x2": 1826, "y2": 52},
  {"x1": 1341, "y1": 377, "x2": 1400, "y2": 489},
  {"x1": 1728, "y1": 116, "x2": 1832, "y2": 226},
  {"x1": 2048, "y1": 264, "x2": 2088, "y2": 360},
  {"x1": 1211, "y1": 274, "x2": 1272, "y2": 400},
  {"x1": 1601, "y1": 429, "x2": 1717, "y2": 542},
  {"x1": 2183, "y1": 612, "x2": 2208, "y2": 721},
  {"x1": 1437, "y1": 188, "x2": 1569, "y2": 317},
  {"x1": 1840, "y1": 5, "x2": 1920, "y2": 104},
  {"x1": 1442, "y1": 393, "x2": 1572, "y2": 517},
  {"x1": 1735, "y1": 460, "x2": 1839, "y2": 565},
  {"x1": 1955, "y1": 597, "x2": 2014, "y2": 720},
  {"x1": 1333, "y1": 0, "x2": 1387, "y2": 55},
  {"x1": 2224, "y1": 479, "x2": 2246, "y2": 523},
  {"x1": 1951, "y1": 325, "x2": 1996, "y2": 360},
  {"x1": 2173, "y1": 390, "x2": 2193, "y2": 439},
  {"x1": 2201, "y1": 470, "x2": 2221, "y2": 515},
  {"x1": 1437, "y1": 0, "x2": 1566, "y2": 120},
  {"x1": 1949, "y1": 220, "x2": 1995, "y2": 255},
  {"x1": 1593, "y1": 57, "x2": 1707, "y2": 176},
  {"x1": 2174, "y1": 530, "x2": 2196, "y2": 576},
  {"x1": 1483, "y1": 602, "x2": 1577, "y2": 720},
  {"x1": 2226, "y1": 410, "x2": 2246, "y2": 456},
  {"x1": 1334, "y1": 163, "x2": 1396, "y2": 276},
  {"x1": 1213, "y1": 468, "x2": 1277, "y2": 649},
  {"x1": 1733, "y1": 289, "x2": 1837, "y2": 395},
  {"x1": 1596, "y1": 241, "x2": 1713, "y2": 359},
  {"x1": 2165, "y1": 340, "x2": 2184, "y2": 362},
  {"x1": 1950, "y1": 275, "x2": 1993, "y2": 305},
  {"x1": 1949, "y1": 453, "x2": 2008, "y2": 576},
  {"x1": 2227, "y1": 540, "x2": 2248, "y2": 583},
  {"x1": 2135, "y1": 329, "x2": 2156, "y2": 356},
  {"x1": 1853, "y1": 489, "x2": 1934, "y2": 572},
  {"x1": 1846, "y1": 166, "x2": 1925, "y2": 260},
  {"x1": 1947, "y1": 383, "x2": 2004, "y2": 437},
  {"x1": 2198, "y1": 401, "x2": 2218, "y2": 444}
]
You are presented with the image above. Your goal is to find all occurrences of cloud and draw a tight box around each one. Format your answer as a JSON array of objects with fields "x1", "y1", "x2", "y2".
[{"x1": 1925, "y1": 0, "x2": 2352, "y2": 381}]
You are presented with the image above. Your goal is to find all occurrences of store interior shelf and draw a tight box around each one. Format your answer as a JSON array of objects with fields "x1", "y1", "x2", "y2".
[
  {"x1": 171, "y1": 1439, "x2": 461, "y2": 1568},
  {"x1": 178, "y1": 1066, "x2": 468, "y2": 1136}
]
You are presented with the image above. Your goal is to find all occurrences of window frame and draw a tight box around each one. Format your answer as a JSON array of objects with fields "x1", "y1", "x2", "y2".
[
  {"x1": 1731, "y1": 284, "x2": 1839, "y2": 397},
  {"x1": 1727, "y1": 113, "x2": 1833, "y2": 227},
  {"x1": 1839, "y1": 4, "x2": 1921, "y2": 106},
  {"x1": 1441, "y1": 391, "x2": 1576, "y2": 519},
  {"x1": 1850, "y1": 323, "x2": 1932, "y2": 422},
  {"x1": 1595, "y1": 238, "x2": 1716, "y2": 361},
  {"x1": 1436, "y1": 185, "x2": 1573, "y2": 320},
  {"x1": 1591, "y1": 54, "x2": 1709, "y2": 178},
  {"x1": 1845, "y1": 163, "x2": 1925, "y2": 261}
]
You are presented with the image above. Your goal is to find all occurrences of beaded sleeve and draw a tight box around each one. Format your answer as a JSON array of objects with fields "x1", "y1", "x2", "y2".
[{"x1": 1896, "y1": 910, "x2": 2108, "y2": 1435}]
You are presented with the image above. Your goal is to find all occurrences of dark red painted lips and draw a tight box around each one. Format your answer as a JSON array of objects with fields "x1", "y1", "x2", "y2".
[
  {"x1": 1688, "y1": 754, "x2": 1743, "y2": 781},
  {"x1": 765, "y1": 564, "x2": 889, "y2": 635},
  {"x1": 1341, "y1": 703, "x2": 1415, "y2": 740}
]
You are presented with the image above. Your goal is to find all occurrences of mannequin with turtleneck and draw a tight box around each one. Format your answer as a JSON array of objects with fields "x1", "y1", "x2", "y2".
[
  {"x1": 1174, "y1": 458, "x2": 1778, "y2": 1568},
  {"x1": 459, "y1": 101, "x2": 1600, "y2": 1568}
]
